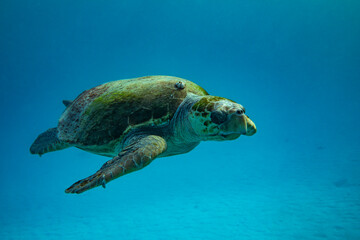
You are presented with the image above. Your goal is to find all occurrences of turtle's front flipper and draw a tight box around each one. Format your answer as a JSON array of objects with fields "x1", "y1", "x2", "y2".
[{"x1": 65, "y1": 135, "x2": 167, "y2": 194}]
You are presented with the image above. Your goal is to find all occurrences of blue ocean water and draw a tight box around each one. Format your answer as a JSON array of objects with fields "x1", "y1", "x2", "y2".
[{"x1": 1, "y1": 0, "x2": 360, "y2": 239}]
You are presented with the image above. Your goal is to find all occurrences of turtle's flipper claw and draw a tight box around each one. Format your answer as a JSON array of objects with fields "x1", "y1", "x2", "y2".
[{"x1": 100, "y1": 174, "x2": 106, "y2": 188}]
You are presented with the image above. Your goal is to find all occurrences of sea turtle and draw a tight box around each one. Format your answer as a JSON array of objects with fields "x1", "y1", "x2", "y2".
[{"x1": 30, "y1": 76, "x2": 257, "y2": 194}]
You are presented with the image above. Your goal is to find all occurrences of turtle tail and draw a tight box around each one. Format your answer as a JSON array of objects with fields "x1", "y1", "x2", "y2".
[{"x1": 30, "y1": 127, "x2": 70, "y2": 156}]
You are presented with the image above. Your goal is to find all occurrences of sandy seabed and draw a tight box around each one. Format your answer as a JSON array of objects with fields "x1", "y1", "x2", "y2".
[{"x1": 1, "y1": 176, "x2": 359, "y2": 240}]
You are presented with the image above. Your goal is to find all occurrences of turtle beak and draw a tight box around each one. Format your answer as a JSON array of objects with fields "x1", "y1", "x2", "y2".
[
  {"x1": 243, "y1": 115, "x2": 256, "y2": 136},
  {"x1": 238, "y1": 114, "x2": 248, "y2": 135},
  {"x1": 221, "y1": 114, "x2": 256, "y2": 136}
]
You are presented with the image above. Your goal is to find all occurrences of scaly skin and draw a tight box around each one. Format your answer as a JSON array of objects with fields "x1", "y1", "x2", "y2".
[
  {"x1": 65, "y1": 135, "x2": 167, "y2": 194},
  {"x1": 187, "y1": 95, "x2": 257, "y2": 141}
]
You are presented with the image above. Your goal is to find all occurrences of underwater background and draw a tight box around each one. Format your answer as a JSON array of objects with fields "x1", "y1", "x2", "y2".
[{"x1": 1, "y1": 0, "x2": 360, "y2": 239}]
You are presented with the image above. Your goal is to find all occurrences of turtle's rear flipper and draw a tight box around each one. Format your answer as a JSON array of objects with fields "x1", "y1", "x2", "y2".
[
  {"x1": 65, "y1": 135, "x2": 167, "y2": 194},
  {"x1": 30, "y1": 127, "x2": 70, "y2": 156},
  {"x1": 62, "y1": 100, "x2": 73, "y2": 107}
]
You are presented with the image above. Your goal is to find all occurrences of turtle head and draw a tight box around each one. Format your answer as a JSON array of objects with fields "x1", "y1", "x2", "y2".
[{"x1": 188, "y1": 96, "x2": 256, "y2": 141}]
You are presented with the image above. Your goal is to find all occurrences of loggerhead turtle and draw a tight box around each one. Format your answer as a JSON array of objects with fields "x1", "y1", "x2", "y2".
[{"x1": 30, "y1": 76, "x2": 257, "y2": 194}]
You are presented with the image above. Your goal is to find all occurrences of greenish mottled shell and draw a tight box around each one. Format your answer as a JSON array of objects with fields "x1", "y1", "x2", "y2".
[{"x1": 58, "y1": 76, "x2": 208, "y2": 147}]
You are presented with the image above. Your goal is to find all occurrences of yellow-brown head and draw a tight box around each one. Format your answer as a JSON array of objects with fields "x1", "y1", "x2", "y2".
[{"x1": 188, "y1": 96, "x2": 256, "y2": 141}]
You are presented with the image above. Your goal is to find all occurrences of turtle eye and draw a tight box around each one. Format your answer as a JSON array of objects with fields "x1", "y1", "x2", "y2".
[
  {"x1": 235, "y1": 108, "x2": 245, "y2": 115},
  {"x1": 210, "y1": 111, "x2": 228, "y2": 125},
  {"x1": 236, "y1": 109, "x2": 244, "y2": 115}
]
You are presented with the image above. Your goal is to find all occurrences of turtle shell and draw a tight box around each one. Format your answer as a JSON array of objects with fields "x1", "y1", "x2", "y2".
[{"x1": 58, "y1": 76, "x2": 208, "y2": 146}]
